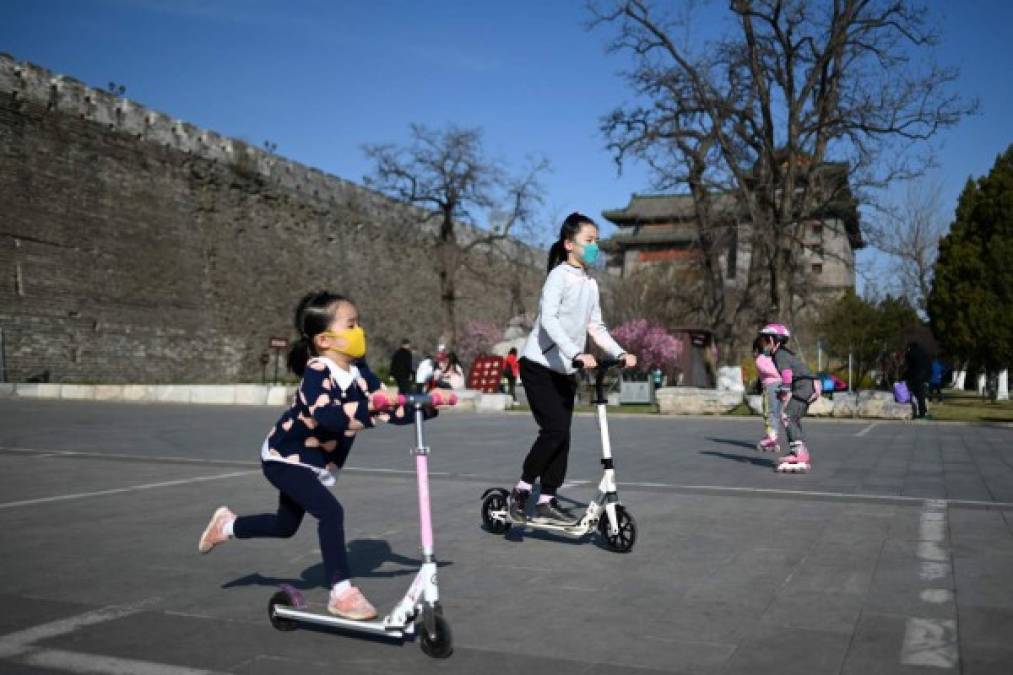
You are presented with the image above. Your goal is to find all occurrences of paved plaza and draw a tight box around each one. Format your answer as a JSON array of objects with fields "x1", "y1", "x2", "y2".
[{"x1": 1, "y1": 399, "x2": 1012, "y2": 674}]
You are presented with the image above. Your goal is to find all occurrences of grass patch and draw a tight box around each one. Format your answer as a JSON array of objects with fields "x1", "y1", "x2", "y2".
[
  {"x1": 723, "y1": 402, "x2": 754, "y2": 416},
  {"x1": 925, "y1": 389, "x2": 1013, "y2": 423}
]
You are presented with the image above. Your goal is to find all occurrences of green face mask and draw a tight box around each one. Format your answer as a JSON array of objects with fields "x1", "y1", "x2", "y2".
[{"x1": 579, "y1": 242, "x2": 600, "y2": 265}]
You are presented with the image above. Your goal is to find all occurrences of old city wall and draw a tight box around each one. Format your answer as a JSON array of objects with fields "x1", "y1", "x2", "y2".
[{"x1": 0, "y1": 54, "x2": 532, "y2": 383}]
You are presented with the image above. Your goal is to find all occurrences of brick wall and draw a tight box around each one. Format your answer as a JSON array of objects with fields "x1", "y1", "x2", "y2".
[{"x1": 0, "y1": 54, "x2": 536, "y2": 383}]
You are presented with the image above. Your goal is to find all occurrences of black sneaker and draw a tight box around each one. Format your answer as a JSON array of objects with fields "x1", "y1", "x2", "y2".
[
  {"x1": 509, "y1": 488, "x2": 529, "y2": 522},
  {"x1": 532, "y1": 498, "x2": 577, "y2": 524}
]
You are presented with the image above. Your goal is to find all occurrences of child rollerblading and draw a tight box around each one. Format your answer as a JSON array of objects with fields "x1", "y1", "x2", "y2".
[
  {"x1": 757, "y1": 324, "x2": 819, "y2": 473},
  {"x1": 752, "y1": 336, "x2": 783, "y2": 453}
]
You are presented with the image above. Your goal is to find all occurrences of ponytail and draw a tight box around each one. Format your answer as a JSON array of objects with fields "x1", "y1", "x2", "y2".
[
  {"x1": 286, "y1": 336, "x2": 313, "y2": 377},
  {"x1": 545, "y1": 211, "x2": 597, "y2": 274},
  {"x1": 286, "y1": 290, "x2": 350, "y2": 376},
  {"x1": 546, "y1": 240, "x2": 567, "y2": 274}
]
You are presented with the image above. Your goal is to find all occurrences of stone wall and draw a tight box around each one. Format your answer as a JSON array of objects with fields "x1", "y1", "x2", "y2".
[{"x1": 0, "y1": 54, "x2": 536, "y2": 383}]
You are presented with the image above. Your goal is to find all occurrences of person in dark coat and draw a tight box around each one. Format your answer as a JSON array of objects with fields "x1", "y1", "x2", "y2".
[
  {"x1": 389, "y1": 339, "x2": 414, "y2": 395},
  {"x1": 904, "y1": 341, "x2": 931, "y2": 418}
]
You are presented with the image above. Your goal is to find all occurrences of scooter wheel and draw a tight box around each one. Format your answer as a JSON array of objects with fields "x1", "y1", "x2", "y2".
[
  {"x1": 598, "y1": 505, "x2": 637, "y2": 553},
  {"x1": 419, "y1": 614, "x2": 453, "y2": 658},
  {"x1": 268, "y1": 591, "x2": 299, "y2": 631},
  {"x1": 481, "y1": 491, "x2": 511, "y2": 534}
]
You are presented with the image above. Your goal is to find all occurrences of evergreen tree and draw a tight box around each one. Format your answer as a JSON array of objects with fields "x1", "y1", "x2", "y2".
[{"x1": 928, "y1": 146, "x2": 1013, "y2": 371}]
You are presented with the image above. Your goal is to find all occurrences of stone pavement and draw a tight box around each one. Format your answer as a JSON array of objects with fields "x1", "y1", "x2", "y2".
[{"x1": 0, "y1": 399, "x2": 1011, "y2": 674}]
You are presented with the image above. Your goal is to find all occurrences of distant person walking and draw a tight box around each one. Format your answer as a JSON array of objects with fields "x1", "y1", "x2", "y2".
[
  {"x1": 904, "y1": 341, "x2": 931, "y2": 418},
  {"x1": 928, "y1": 358, "x2": 945, "y2": 403},
  {"x1": 389, "y1": 338, "x2": 414, "y2": 394},
  {"x1": 503, "y1": 347, "x2": 520, "y2": 403}
]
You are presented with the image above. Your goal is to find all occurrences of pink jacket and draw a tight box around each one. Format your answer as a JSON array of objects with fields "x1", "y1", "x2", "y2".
[{"x1": 755, "y1": 354, "x2": 782, "y2": 387}]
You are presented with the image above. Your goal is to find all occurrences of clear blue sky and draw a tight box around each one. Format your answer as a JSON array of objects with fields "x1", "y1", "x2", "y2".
[{"x1": 2, "y1": 0, "x2": 1011, "y2": 269}]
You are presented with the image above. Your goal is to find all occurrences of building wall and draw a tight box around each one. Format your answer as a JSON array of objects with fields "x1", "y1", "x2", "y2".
[
  {"x1": 0, "y1": 54, "x2": 531, "y2": 383},
  {"x1": 608, "y1": 217, "x2": 855, "y2": 293}
]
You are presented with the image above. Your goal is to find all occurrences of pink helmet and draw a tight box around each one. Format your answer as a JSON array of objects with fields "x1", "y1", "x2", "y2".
[{"x1": 758, "y1": 323, "x2": 791, "y2": 341}]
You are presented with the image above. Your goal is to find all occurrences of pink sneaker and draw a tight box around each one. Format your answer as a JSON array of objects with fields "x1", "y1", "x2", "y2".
[
  {"x1": 776, "y1": 445, "x2": 811, "y2": 473},
  {"x1": 327, "y1": 585, "x2": 377, "y2": 621},
  {"x1": 197, "y1": 506, "x2": 235, "y2": 554},
  {"x1": 756, "y1": 434, "x2": 780, "y2": 452}
]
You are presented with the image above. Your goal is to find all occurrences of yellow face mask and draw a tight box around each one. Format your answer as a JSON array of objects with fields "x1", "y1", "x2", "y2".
[{"x1": 322, "y1": 326, "x2": 367, "y2": 359}]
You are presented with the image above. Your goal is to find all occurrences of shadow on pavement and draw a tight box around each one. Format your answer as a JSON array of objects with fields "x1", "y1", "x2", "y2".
[
  {"x1": 706, "y1": 437, "x2": 760, "y2": 451},
  {"x1": 700, "y1": 450, "x2": 776, "y2": 468},
  {"x1": 222, "y1": 538, "x2": 452, "y2": 590}
]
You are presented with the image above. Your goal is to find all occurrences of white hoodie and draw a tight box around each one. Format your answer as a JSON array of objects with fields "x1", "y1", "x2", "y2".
[{"x1": 521, "y1": 263, "x2": 625, "y2": 374}]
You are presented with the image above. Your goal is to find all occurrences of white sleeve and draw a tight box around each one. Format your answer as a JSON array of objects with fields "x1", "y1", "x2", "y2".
[
  {"x1": 587, "y1": 283, "x2": 625, "y2": 358},
  {"x1": 538, "y1": 269, "x2": 583, "y2": 360},
  {"x1": 416, "y1": 360, "x2": 434, "y2": 384}
]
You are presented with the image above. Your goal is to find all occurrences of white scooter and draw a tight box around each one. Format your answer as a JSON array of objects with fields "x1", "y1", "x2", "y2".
[
  {"x1": 480, "y1": 359, "x2": 637, "y2": 553},
  {"x1": 268, "y1": 390, "x2": 456, "y2": 658}
]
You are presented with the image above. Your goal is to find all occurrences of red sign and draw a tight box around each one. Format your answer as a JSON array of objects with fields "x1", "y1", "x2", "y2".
[
  {"x1": 467, "y1": 355, "x2": 506, "y2": 394},
  {"x1": 269, "y1": 337, "x2": 289, "y2": 349}
]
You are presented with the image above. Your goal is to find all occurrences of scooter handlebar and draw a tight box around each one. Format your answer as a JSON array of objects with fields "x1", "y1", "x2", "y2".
[
  {"x1": 369, "y1": 390, "x2": 458, "y2": 410},
  {"x1": 571, "y1": 357, "x2": 625, "y2": 371}
]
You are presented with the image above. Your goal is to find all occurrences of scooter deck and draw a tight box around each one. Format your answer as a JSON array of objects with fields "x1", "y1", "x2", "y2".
[
  {"x1": 509, "y1": 515, "x2": 590, "y2": 536},
  {"x1": 272, "y1": 605, "x2": 411, "y2": 639}
]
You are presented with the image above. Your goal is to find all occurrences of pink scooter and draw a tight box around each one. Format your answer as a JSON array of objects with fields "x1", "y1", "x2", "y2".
[{"x1": 268, "y1": 390, "x2": 457, "y2": 659}]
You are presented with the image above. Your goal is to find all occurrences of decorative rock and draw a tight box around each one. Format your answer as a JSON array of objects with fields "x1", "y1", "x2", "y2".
[
  {"x1": 656, "y1": 387, "x2": 743, "y2": 415},
  {"x1": 830, "y1": 393, "x2": 858, "y2": 418},
  {"x1": 858, "y1": 397, "x2": 913, "y2": 420},
  {"x1": 716, "y1": 366, "x2": 745, "y2": 392},
  {"x1": 746, "y1": 394, "x2": 764, "y2": 415},
  {"x1": 807, "y1": 396, "x2": 834, "y2": 416}
]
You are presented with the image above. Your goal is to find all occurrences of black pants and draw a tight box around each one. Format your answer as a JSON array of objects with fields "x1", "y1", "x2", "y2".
[
  {"x1": 394, "y1": 376, "x2": 413, "y2": 395},
  {"x1": 519, "y1": 357, "x2": 577, "y2": 496},
  {"x1": 233, "y1": 462, "x2": 350, "y2": 586},
  {"x1": 910, "y1": 380, "x2": 928, "y2": 417}
]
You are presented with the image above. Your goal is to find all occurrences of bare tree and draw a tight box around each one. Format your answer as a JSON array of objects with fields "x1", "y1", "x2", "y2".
[
  {"x1": 589, "y1": 0, "x2": 974, "y2": 358},
  {"x1": 363, "y1": 124, "x2": 548, "y2": 345},
  {"x1": 865, "y1": 179, "x2": 946, "y2": 314}
]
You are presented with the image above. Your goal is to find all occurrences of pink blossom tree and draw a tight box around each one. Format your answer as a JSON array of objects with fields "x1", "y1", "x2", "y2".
[
  {"x1": 612, "y1": 319, "x2": 683, "y2": 373},
  {"x1": 456, "y1": 319, "x2": 503, "y2": 370}
]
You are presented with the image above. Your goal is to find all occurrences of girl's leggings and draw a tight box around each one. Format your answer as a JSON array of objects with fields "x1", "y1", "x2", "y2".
[
  {"x1": 233, "y1": 462, "x2": 350, "y2": 586},
  {"x1": 784, "y1": 380, "x2": 815, "y2": 445},
  {"x1": 519, "y1": 357, "x2": 578, "y2": 496},
  {"x1": 762, "y1": 383, "x2": 781, "y2": 436}
]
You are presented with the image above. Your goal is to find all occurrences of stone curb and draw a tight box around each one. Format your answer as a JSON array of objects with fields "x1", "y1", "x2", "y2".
[{"x1": 0, "y1": 383, "x2": 513, "y2": 411}]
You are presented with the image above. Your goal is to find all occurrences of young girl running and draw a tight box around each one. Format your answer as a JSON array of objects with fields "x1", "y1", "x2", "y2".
[
  {"x1": 197, "y1": 291, "x2": 430, "y2": 620},
  {"x1": 758, "y1": 323, "x2": 818, "y2": 473},
  {"x1": 753, "y1": 335, "x2": 783, "y2": 452},
  {"x1": 510, "y1": 212, "x2": 636, "y2": 524}
]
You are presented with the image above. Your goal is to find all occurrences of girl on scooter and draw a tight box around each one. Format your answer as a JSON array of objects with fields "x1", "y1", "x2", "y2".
[
  {"x1": 197, "y1": 291, "x2": 433, "y2": 620},
  {"x1": 510, "y1": 212, "x2": 636, "y2": 524}
]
